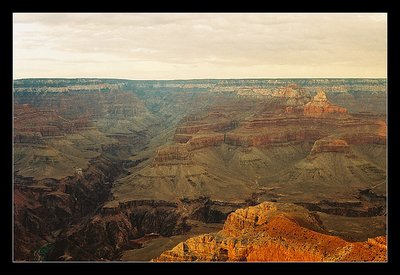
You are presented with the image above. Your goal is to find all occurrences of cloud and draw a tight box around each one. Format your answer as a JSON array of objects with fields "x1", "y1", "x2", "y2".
[{"x1": 13, "y1": 13, "x2": 387, "y2": 79}]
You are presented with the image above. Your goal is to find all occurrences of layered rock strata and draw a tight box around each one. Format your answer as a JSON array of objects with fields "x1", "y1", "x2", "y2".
[
  {"x1": 304, "y1": 91, "x2": 347, "y2": 117},
  {"x1": 154, "y1": 202, "x2": 386, "y2": 262}
]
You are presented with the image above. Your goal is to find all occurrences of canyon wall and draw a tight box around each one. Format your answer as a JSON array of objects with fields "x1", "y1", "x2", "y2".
[{"x1": 13, "y1": 78, "x2": 386, "y2": 261}]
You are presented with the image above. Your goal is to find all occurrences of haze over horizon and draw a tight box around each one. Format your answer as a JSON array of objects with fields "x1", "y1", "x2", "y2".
[{"x1": 13, "y1": 13, "x2": 387, "y2": 80}]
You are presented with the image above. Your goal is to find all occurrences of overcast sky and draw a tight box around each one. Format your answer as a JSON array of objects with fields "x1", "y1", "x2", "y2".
[{"x1": 13, "y1": 13, "x2": 387, "y2": 80}]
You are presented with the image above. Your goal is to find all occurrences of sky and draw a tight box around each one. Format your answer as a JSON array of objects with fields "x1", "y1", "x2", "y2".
[{"x1": 13, "y1": 13, "x2": 387, "y2": 80}]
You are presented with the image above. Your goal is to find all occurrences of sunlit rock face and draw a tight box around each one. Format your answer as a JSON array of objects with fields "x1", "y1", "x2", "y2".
[
  {"x1": 154, "y1": 202, "x2": 387, "y2": 262},
  {"x1": 304, "y1": 90, "x2": 347, "y2": 117}
]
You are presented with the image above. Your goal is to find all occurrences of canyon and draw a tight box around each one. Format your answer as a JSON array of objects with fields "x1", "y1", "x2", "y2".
[{"x1": 13, "y1": 78, "x2": 386, "y2": 262}]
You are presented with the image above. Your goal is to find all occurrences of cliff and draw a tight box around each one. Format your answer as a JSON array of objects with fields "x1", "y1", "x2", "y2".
[
  {"x1": 187, "y1": 133, "x2": 225, "y2": 150},
  {"x1": 154, "y1": 202, "x2": 386, "y2": 262},
  {"x1": 152, "y1": 145, "x2": 193, "y2": 166},
  {"x1": 310, "y1": 138, "x2": 350, "y2": 154}
]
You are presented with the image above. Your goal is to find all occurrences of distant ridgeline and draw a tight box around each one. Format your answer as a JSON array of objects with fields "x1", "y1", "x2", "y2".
[
  {"x1": 14, "y1": 78, "x2": 386, "y2": 115},
  {"x1": 13, "y1": 78, "x2": 386, "y2": 93}
]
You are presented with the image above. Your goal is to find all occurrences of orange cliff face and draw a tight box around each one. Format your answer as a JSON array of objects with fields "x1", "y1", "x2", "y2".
[
  {"x1": 153, "y1": 202, "x2": 386, "y2": 262},
  {"x1": 304, "y1": 90, "x2": 347, "y2": 117},
  {"x1": 310, "y1": 138, "x2": 351, "y2": 154}
]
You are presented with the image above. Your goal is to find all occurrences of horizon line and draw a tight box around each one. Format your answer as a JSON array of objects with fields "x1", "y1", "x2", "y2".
[{"x1": 13, "y1": 76, "x2": 388, "y2": 81}]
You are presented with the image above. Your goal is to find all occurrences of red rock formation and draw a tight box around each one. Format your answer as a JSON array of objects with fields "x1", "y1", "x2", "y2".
[
  {"x1": 304, "y1": 90, "x2": 347, "y2": 117},
  {"x1": 154, "y1": 202, "x2": 386, "y2": 262},
  {"x1": 311, "y1": 138, "x2": 350, "y2": 154},
  {"x1": 216, "y1": 91, "x2": 355, "y2": 147}
]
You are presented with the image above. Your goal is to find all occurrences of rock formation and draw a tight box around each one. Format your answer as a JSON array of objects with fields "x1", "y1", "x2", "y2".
[
  {"x1": 152, "y1": 145, "x2": 193, "y2": 166},
  {"x1": 154, "y1": 202, "x2": 386, "y2": 262},
  {"x1": 187, "y1": 133, "x2": 225, "y2": 150},
  {"x1": 46, "y1": 199, "x2": 189, "y2": 260},
  {"x1": 310, "y1": 138, "x2": 350, "y2": 154},
  {"x1": 304, "y1": 90, "x2": 347, "y2": 117}
]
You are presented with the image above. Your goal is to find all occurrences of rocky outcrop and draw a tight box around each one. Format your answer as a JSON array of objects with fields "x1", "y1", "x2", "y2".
[
  {"x1": 154, "y1": 202, "x2": 386, "y2": 262},
  {"x1": 152, "y1": 145, "x2": 193, "y2": 166},
  {"x1": 310, "y1": 138, "x2": 350, "y2": 154},
  {"x1": 221, "y1": 202, "x2": 324, "y2": 235},
  {"x1": 304, "y1": 91, "x2": 347, "y2": 117}
]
